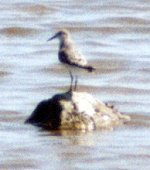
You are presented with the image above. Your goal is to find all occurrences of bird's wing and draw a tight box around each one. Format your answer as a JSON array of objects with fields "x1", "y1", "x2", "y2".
[{"x1": 59, "y1": 48, "x2": 87, "y2": 66}]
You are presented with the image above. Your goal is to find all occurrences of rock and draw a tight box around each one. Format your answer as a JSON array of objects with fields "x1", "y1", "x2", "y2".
[{"x1": 25, "y1": 91, "x2": 130, "y2": 131}]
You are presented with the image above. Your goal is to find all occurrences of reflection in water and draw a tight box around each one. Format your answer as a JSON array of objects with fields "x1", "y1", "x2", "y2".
[
  {"x1": 0, "y1": 0, "x2": 150, "y2": 169},
  {"x1": 39, "y1": 129, "x2": 97, "y2": 146}
]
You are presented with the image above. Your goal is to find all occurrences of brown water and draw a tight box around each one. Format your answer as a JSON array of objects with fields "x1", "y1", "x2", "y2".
[{"x1": 0, "y1": 1, "x2": 150, "y2": 169}]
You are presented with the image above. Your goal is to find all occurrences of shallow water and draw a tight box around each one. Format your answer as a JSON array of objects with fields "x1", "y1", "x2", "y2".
[{"x1": 0, "y1": 0, "x2": 150, "y2": 169}]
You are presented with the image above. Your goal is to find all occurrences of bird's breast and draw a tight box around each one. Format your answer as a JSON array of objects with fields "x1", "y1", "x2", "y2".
[{"x1": 58, "y1": 50, "x2": 68, "y2": 64}]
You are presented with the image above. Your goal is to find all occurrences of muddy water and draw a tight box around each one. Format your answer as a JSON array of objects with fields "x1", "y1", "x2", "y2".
[{"x1": 0, "y1": 0, "x2": 150, "y2": 169}]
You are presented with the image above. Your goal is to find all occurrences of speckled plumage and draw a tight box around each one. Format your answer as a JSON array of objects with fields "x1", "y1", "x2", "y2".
[{"x1": 48, "y1": 29, "x2": 96, "y2": 72}]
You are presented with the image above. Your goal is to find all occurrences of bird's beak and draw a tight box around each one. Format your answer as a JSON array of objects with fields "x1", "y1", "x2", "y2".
[{"x1": 47, "y1": 33, "x2": 58, "y2": 41}]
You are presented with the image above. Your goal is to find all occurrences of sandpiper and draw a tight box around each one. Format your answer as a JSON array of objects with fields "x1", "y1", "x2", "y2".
[{"x1": 48, "y1": 29, "x2": 96, "y2": 90}]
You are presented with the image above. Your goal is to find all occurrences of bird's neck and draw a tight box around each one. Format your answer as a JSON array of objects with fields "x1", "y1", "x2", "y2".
[{"x1": 59, "y1": 37, "x2": 72, "y2": 50}]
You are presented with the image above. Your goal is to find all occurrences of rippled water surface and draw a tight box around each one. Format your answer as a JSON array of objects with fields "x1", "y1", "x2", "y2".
[{"x1": 1, "y1": 0, "x2": 150, "y2": 169}]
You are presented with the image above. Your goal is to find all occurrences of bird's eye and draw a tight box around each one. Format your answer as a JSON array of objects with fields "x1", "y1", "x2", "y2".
[
  {"x1": 59, "y1": 32, "x2": 63, "y2": 36},
  {"x1": 58, "y1": 31, "x2": 66, "y2": 36}
]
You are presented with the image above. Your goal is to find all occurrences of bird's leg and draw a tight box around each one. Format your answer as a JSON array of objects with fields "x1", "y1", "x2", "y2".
[
  {"x1": 69, "y1": 71, "x2": 74, "y2": 92},
  {"x1": 74, "y1": 75, "x2": 78, "y2": 91}
]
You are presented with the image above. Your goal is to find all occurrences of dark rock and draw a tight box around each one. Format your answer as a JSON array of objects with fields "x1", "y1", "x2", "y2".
[{"x1": 25, "y1": 91, "x2": 130, "y2": 131}]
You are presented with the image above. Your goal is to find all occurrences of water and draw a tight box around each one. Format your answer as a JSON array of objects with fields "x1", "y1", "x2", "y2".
[{"x1": 0, "y1": 0, "x2": 150, "y2": 169}]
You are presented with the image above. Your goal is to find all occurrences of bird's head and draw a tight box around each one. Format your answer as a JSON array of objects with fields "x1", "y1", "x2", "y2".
[{"x1": 48, "y1": 29, "x2": 69, "y2": 42}]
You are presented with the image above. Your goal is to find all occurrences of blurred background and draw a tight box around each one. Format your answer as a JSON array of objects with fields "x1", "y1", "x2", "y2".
[{"x1": 0, "y1": 0, "x2": 150, "y2": 169}]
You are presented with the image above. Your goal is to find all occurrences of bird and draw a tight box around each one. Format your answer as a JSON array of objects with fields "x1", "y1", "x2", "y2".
[{"x1": 47, "y1": 29, "x2": 96, "y2": 91}]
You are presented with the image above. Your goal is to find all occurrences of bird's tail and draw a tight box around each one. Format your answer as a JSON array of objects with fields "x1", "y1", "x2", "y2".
[
  {"x1": 78, "y1": 65, "x2": 96, "y2": 72},
  {"x1": 85, "y1": 65, "x2": 96, "y2": 72},
  {"x1": 71, "y1": 63, "x2": 96, "y2": 72}
]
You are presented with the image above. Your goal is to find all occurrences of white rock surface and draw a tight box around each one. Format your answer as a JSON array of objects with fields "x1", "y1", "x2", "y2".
[{"x1": 26, "y1": 91, "x2": 130, "y2": 131}]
